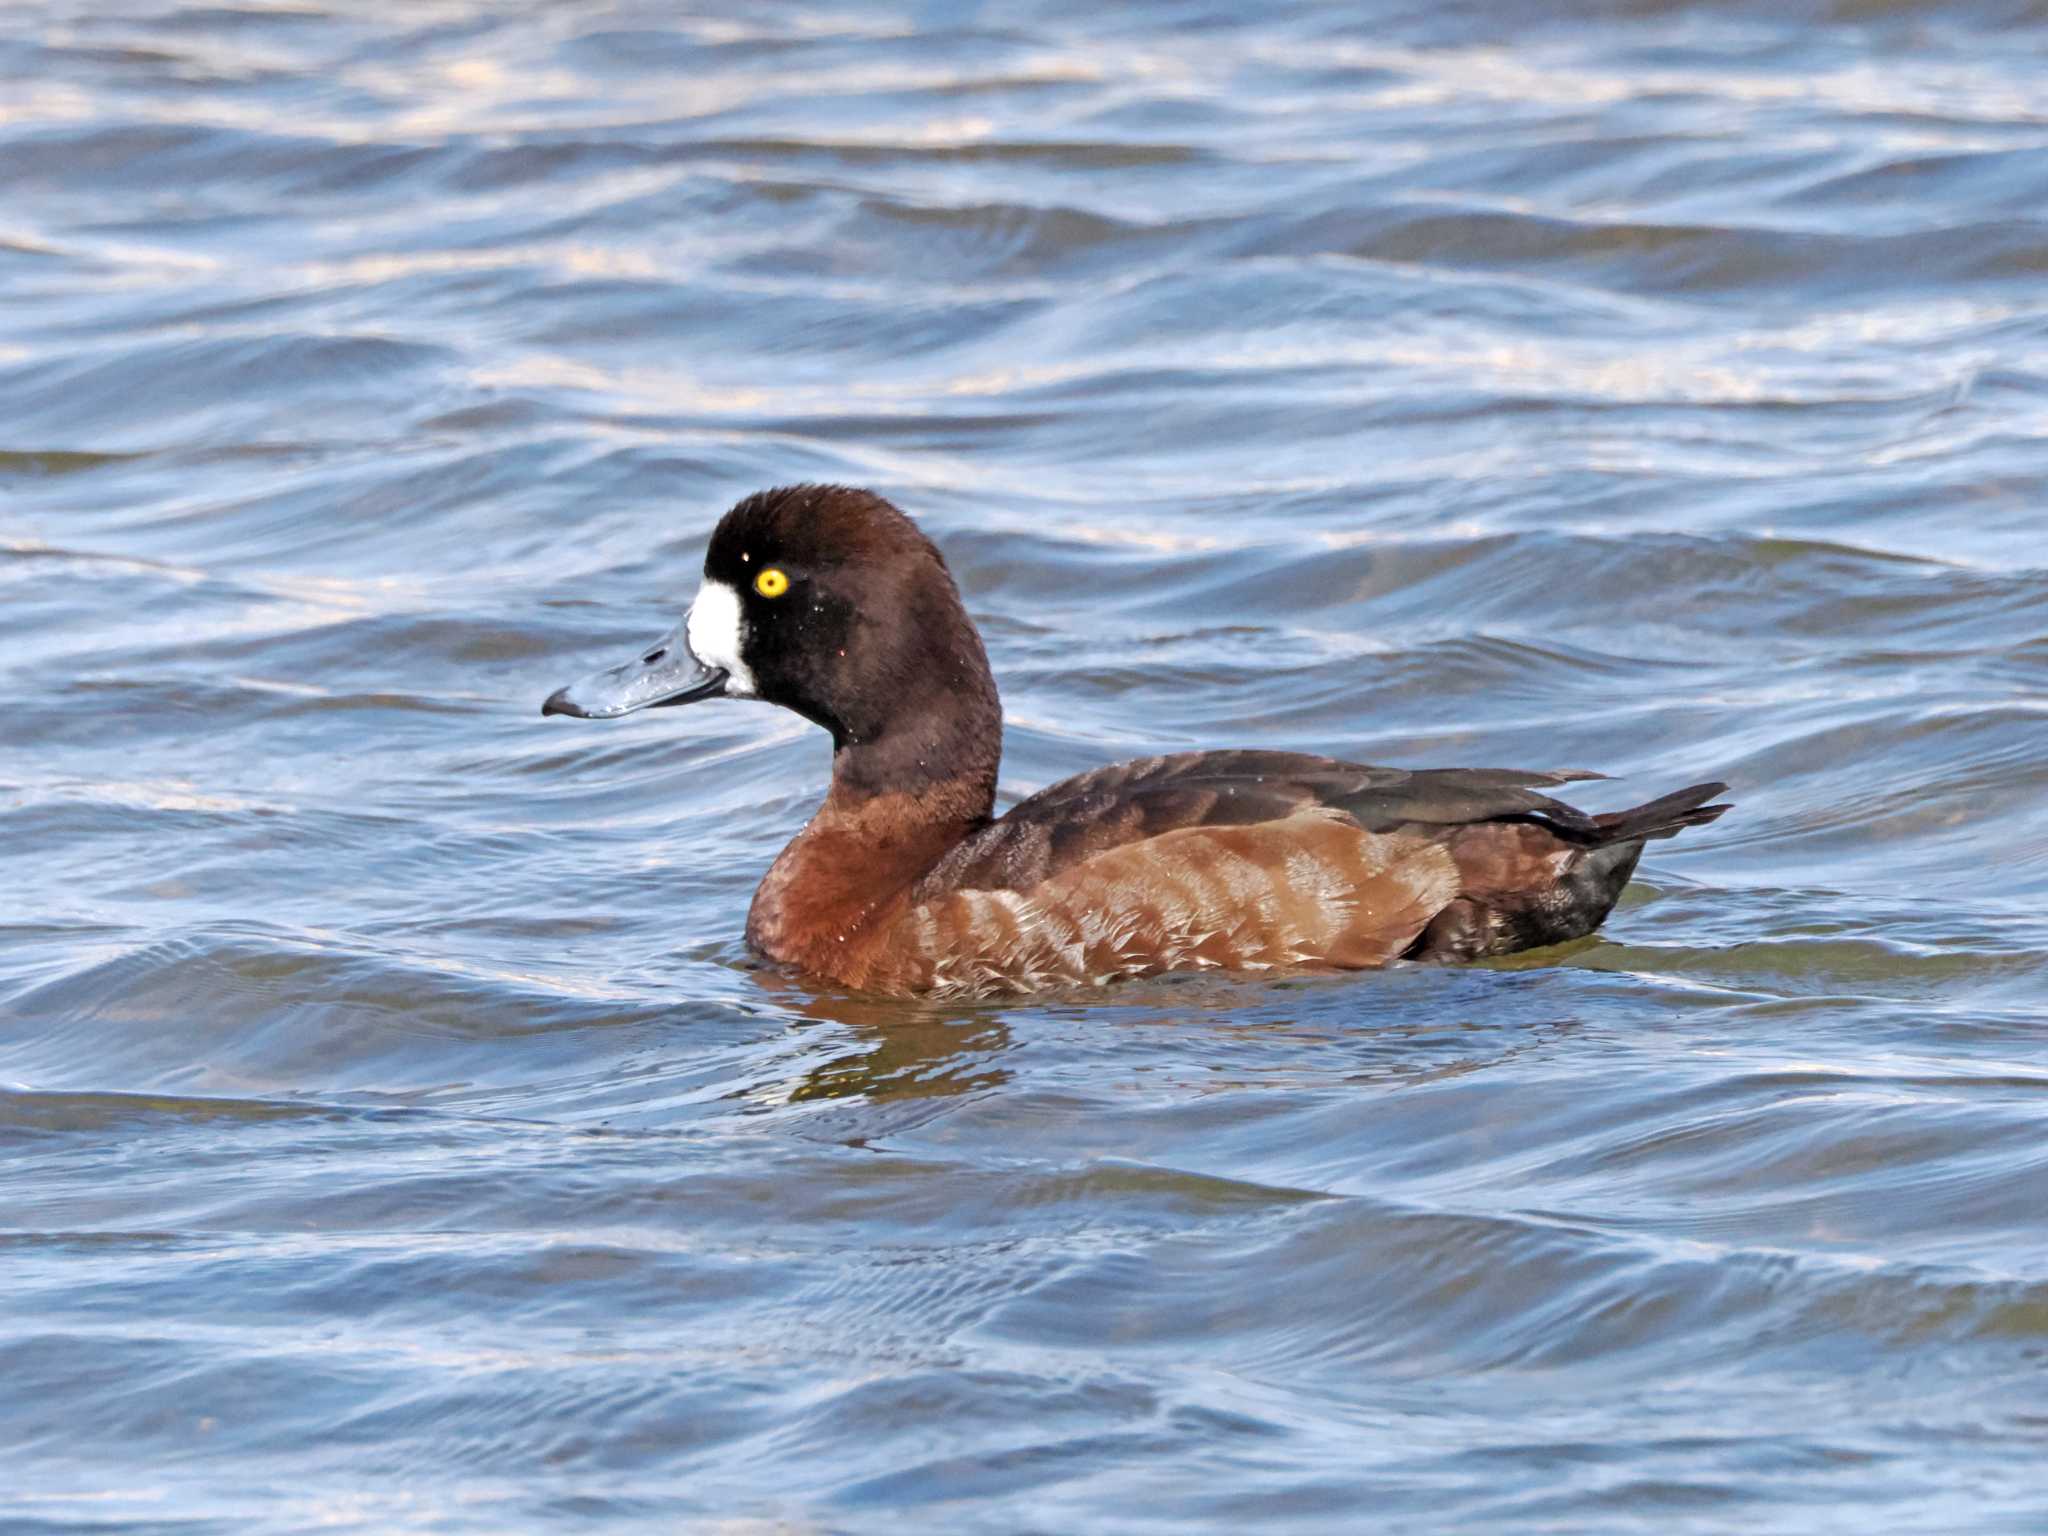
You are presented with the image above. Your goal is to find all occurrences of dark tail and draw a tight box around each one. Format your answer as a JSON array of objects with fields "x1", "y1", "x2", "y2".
[
  {"x1": 1408, "y1": 779, "x2": 1732, "y2": 962},
  {"x1": 1548, "y1": 779, "x2": 1729, "y2": 948},
  {"x1": 1590, "y1": 781, "x2": 1731, "y2": 845}
]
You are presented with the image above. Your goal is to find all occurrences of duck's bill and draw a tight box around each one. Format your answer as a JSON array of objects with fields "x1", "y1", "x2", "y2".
[{"x1": 541, "y1": 621, "x2": 728, "y2": 719}]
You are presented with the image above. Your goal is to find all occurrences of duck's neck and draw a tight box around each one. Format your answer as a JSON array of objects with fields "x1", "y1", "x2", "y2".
[{"x1": 745, "y1": 681, "x2": 1000, "y2": 976}]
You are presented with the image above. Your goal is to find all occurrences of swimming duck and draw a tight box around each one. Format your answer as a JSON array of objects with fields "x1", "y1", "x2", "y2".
[{"x1": 543, "y1": 485, "x2": 1728, "y2": 996}]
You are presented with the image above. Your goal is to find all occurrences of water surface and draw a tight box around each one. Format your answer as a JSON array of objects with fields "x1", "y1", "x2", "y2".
[{"x1": 3, "y1": 2, "x2": 2047, "y2": 1531}]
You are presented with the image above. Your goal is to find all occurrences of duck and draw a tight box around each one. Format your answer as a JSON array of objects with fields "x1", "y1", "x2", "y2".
[{"x1": 543, "y1": 485, "x2": 1729, "y2": 997}]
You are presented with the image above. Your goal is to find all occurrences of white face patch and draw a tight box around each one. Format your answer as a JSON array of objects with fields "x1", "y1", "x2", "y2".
[{"x1": 685, "y1": 579, "x2": 756, "y2": 697}]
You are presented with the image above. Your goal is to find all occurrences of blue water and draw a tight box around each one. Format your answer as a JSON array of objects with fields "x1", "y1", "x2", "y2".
[{"x1": 3, "y1": 2, "x2": 2047, "y2": 1530}]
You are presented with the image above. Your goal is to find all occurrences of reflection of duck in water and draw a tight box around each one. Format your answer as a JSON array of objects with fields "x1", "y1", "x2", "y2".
[
  {"x1": 545, "y1": 486, "x2": 1729, "y2": 997},
  {"x1": 769, "y1": 984, "x2": 1012, "y2": 1106}
]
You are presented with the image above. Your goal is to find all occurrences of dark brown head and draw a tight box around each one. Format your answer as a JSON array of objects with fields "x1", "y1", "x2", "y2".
[{"x1": 543, "y1": 485, "x2": 1001, "y2": 801}]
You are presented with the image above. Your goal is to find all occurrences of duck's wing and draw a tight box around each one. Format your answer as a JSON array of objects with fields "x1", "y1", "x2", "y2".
[{"x1": 913, "y1": 749, "x2": 1609, "y2": 901}]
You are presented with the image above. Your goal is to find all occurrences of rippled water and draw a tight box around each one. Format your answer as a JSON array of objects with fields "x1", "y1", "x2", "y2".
[{"x1": 5, "y1": 2, "x2": 2048, "y2": 1530}]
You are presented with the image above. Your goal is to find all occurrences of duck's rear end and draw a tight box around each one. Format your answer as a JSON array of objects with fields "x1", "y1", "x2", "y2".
[{"x1": 1405, "y1": 780, "x2": 1731, "y2": 963}]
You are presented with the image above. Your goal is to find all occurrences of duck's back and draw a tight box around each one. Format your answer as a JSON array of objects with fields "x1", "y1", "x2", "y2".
[{"x1": 845, "y1": 751, "x2": 1726, "y2": 995}]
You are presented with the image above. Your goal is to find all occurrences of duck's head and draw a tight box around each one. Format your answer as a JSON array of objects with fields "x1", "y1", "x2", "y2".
[{"x1": 542, "y1": 485, "x2": 996, "y2": 763}]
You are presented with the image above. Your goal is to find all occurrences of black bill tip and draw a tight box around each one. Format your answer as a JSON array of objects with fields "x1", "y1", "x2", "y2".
[{"x1": 541, "y1": 687, "x2": 588, "y2": 719}]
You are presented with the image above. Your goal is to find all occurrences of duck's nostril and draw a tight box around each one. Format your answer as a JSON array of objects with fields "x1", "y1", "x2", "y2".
[{"x1": 643, "y1": 648, "x2": 667, "y2": 665}]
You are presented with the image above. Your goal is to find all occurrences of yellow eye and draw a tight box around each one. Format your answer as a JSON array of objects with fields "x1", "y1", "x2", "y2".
[{"x1": 754, "y1": 567, "x2": 790, "y2": 599}]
